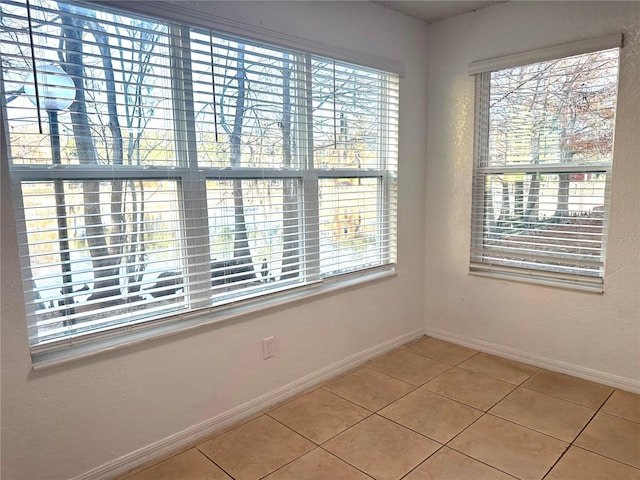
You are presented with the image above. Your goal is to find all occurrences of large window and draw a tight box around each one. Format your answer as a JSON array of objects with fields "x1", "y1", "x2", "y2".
[
  {"x1": 469, "y1": 38, "x2": 621, "y2": 291},
  {"x1": 0, "y1": 0, "x2": 399, "y2": 360}
]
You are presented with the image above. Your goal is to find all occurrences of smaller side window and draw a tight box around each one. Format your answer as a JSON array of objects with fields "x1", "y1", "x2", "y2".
[{"x1": 470, "y1": 45, "x2": 620, "y2": 291}]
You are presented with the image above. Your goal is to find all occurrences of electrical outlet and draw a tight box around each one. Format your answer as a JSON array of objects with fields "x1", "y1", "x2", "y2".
[{"x1": 263, "y1": 336, "x2": 275, "y2": 360}]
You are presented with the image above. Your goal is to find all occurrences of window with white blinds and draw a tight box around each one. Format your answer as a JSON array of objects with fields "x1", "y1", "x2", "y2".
[
  {"x1": 469, "y1": 41, "x2": 621, "y2": 291},
  {"x1": 0, "y1": 0, "x2": 399, "y2": 357}
]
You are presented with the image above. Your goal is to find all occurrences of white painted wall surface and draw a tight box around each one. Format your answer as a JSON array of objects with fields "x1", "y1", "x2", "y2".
[
  {"x1": 0, "y1": 3, "x2": 428, "y2": 479},
  {"x1": 425, "y1": 2, "x2": 640, "y2": 387}
]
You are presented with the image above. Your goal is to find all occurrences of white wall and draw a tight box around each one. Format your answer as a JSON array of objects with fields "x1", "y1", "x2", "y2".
[
  {"x1": 425, "y1": 1, "x2": 640, "y2": 387},
  {"x1": 0, "y1": 3, "x2": 428, "y2": 479}
]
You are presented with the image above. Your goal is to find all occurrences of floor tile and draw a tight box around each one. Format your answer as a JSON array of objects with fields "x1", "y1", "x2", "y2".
[
  {"x1": 545, "y1": 446, "x2": 640, "y2": 480},
  {"x1": 117, "y1": 342, "x2": 639, "y2": 480},
  {"x1": 458, "y1": 353, "x2": 538, "y2": 385},
  {"x1": 124, "y1": 448, "x2": 231, "y2": 480},
  {"x1": 522, "y1": 370, "x2": 613, "y2": 408},
  {"x1": 268, "y1": 388, "x2": 370, "y2": 444},
  {"x1": 323, "y1": 415, "x2": 440, "y2": 480},
  {"x1": 379, "y1": 388, "x2": 482, "y2": 443},
  {"x1": 368, "y1": 349, "x2": 451, "y2": 386},
  {"x1": 404, "y1": 447, "x2": 517, "y2": 480},
  {"x1": 575, "y1": 412, "x2": 640, "y2": 468},
  {"x1": 324, "y1": 367, "x2": 415, "y2": 411},
  {"x1": 406, "y1": 337, "x2": 478, "y2": 365},
  {"x1": 601, "y1": 389, "x2": 640, "y2": 423},
  {"x1": 424, "y1": 367, "x2": 515, "y2": 411},
  {"x1": 197, "y1": 415, "x2": 314, "y2": 480},
  {"x1": 489, "y1": 387, "x2": 594, "y2": 442},
  {"x1": 448, "y1": 415, "x2": 567, "y2": 480},
  {"x1": 263, "y1": 448, "x2": 373, "y2": 480}
]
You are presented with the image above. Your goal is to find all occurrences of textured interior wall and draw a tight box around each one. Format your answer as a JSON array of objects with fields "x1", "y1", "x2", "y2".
[
  {"x1": 425, "y1": 1, "x2": 640, "y2": 385},
  {"x1": 0, "y1": 3, "x2": 428, "y2": 479}
]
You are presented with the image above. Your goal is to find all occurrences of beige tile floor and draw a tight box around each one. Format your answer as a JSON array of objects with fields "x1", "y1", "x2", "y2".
[{"x1": 121, "y1": 337, "x2": 640, "y2": 480}]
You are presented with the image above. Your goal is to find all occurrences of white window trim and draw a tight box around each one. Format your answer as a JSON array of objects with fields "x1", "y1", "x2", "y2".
[
  {"x1": 31, "y1": 266, "x2": 397, "y2": 369},
  {"x1": 1, "y1": 0, "x2": 400, "y2": 366},
  {"x1": 468, "y1": 35, "x2": 622, "y2": 293}
]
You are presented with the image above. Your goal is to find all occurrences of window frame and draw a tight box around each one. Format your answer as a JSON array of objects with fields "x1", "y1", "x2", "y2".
[
  {"x1": 0, "y1": 0, "x2": 400, "y2": 367},
  {"x1": 468, "y1": 35, "x2": 623, "y2": 292}
]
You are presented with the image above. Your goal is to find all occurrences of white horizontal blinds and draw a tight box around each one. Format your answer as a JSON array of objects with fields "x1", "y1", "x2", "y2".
[
  {"x1": 191, "y1": 28, "x2": 308, "y2": 299},
  {"x1": 190, "y1": 29, "x2": 303, "y2": 169},
  {"x1": 311, "y1": 59, "x2": 399, "y2": 277},
  {"x1": 1, "y1": 0, "x2": 178, "y2": 167},
  {"x1": 0, "y1": 0, "x2": 192, "y2": 348},
  {"x1": 206, "y1": 179, "x2": 305, "y2": 304},
  {"x1": 1, "y1": 0, "x2": 400, "y2": 353},
  {"x1": 472, "y1": 172, "x2": 609, "y2": 277},
  {"x1": 318, "y1": 178, "x2": 386, "y2": 276},
  {"x1": 470, "y1": 46, "x2": 620, "y2": 284},
  {"x1": 486, "y1": 49, "x2": 619, "y2": 168},
  {"x1": 312, "y1": 59, "x2": 400, "y2": 170},
  {"x1": 21, "y1": 180, "x2": 187, "y2": 346}
]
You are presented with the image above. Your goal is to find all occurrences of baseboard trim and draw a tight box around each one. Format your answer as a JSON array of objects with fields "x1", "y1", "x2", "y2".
[
  {"x1": 73, "y1": 328, "x2": 424, "y2": 480},
  {"x1": 425, "y1": 327, "x2": 640, "y2": 393}
]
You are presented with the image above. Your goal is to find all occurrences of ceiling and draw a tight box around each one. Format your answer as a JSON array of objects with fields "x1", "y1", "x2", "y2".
[{"x1": 374, "y1": 1, "x2": 504, "y2": 24}]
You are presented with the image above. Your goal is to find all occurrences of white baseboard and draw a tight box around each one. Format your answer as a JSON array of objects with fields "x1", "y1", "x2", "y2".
[
  {"x1": 73, "y1": 328, "x2": 425, "y2": 480},
  {"x1": 425, "y1": 327, "x2": 640, "y2": 393}
]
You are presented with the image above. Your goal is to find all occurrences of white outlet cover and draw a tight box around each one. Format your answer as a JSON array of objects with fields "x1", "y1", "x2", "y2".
[{"x1": 263, "y1": 336, "x2": 274, "y2": 359}]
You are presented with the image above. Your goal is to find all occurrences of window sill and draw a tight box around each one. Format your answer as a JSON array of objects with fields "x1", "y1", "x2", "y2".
[
  {"x1": 31, "y1": 266, "x2": 397, "y2": 370},
  {"x1": 469, "y1": 264, "x2": 604, "y2": 294}
]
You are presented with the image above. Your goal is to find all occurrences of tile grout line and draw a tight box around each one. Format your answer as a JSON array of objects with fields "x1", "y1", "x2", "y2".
[
  {"x1": 596, "y1": 409, "x2": 640, "y2": 425},
  {"x1": 482, "y1": 411, "x2": 572, "y2": 443},
  {"x1": 433, "y1": 447, "x2": 522, "y2": 480},
  {"x1": 410, "y1": 384, "x2": 488, "y2": 414},
  {"x1": 522, "y1": 373, "x2": 616, "y2": 410},
  {"x1": 561, "y1": 389, "x2": 640, "y2": 471},
  {"x1": 357, "y1": 364, "x2": 428, "y2": 390},
  {"x1": 253, "y1": 445, "x2": 313, "y2": 480},
  {"x1": 372, "y1": 411, "x2": 449, "y2": 445},
  {"x1": 538, "y1": 441, "x2": 580, "y2": 478},
  {"x1": 487, "y1": 390, "x2": 599, "y2": 443},
  {"x1": 371, "y1": 409, "x2": 527, "y2": 479},
  {"x1": 365, "y1": 348, "x2": 456, "y2": 385},
  {"x1": 422, "y1": 370, "x2": 519, "y2": 411},
  {"x1": 311, "y1": 397, "x2": 448, "y2": 479},
  {"x1": 266, "y1": 395, "x2": 379, "y2": 448},
  {"x1": 515, "y1": 384, "x2": 609, "y2": 410},
  {"x1": 320, "y1": 371, "x2": 419, "y2": 412},
  {"x1": 193, "y1": 445, "x2": 237, "y2": 480},
  {"x1": 598, "y1": 400, "x2": 640, "y2": 425},
  {"x1": 318, "y1": 446, "x2": 377, "y2": 479},
  {"x1": 540, "y1": 388, "x2": 619, "y2": 480},
  {"x1": 196, "y1": 413, "x2": 313, "y2": 480},
  {"x1": 396, "y1": 445, "x2": 447, "y2": 480},
  {"x1": 439, "y1": 369, "x2": 562, "y2": 480},
  {"x1": 405, "y1": 340, "x2": 481, "y2": 367},
  {"x1": 316, "y1": 413, "x2": 445, "y2": 480},
  {"x1": 443, "y1": 409, "x2": 566, "y2": 480},
  {"x1": 317, "y1": 410, "x2": 376, "y2": 445}
]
